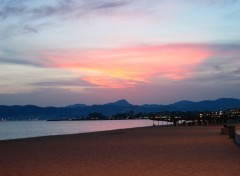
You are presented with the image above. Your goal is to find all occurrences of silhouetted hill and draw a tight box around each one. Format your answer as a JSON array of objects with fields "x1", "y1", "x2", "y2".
[
  {"x1": 170, "y1": 98, "x2": 240, "y2": 111},
  {"x1": 170, "y1": 100, "x2": 194, "y2": 110},
  {"x1": 104, "y1": 99, "x2": 132, "y2": 107},
  {"x1": 67, "y1": 104, "x2": 88, "y2": 108},
  {"x1": 0, "y1": 98, "x2": 239, "y2": 120}
]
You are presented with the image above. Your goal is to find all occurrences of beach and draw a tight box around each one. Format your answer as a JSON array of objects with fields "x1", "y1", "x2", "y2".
[{"x1": 0, "y1": 125, "x2": 240, "y2": 176}]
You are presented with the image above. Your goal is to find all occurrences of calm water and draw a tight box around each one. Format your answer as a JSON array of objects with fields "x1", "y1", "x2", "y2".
[{"x1": 0, "y1": 120, "x2": 161, "y2": 140}]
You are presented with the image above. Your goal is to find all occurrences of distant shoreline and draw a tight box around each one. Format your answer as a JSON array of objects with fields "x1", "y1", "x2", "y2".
[{"x1": 0, "y1": 120, "x2": 154, "y2": 141}]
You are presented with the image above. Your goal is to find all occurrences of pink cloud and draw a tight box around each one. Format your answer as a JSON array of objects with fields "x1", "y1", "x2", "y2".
[{"x1": 43, "y1": 44, "x2": 213, "y2": 88}]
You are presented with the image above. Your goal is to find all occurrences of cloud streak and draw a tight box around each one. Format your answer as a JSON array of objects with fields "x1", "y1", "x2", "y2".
[
  {"x1": 36, "y1": 43, "x2": 240, "y2": 88},
  {"x1": 0, "y1": 57, "x2": 40, "y2": 67},
  {"x1": 0, "y1": 0, "x2": 136, "y2": 38},
  {"x1": 0, "y1": 0, "x2": 132, "y2": 20},
  {"x1": 2, "y1": 0, "x2": 239, "y2": 40},
  {"x1": 32, "y1": 78, "x2": 94, "y2": 88},
  {"x1": 1, "y1": 0, "x2": 237, "y2": 19},
  {"x1": 39, "y1": 43, "x2": 212, "y2": 88},
  {"x1": 0, "y1": 48, "x2": 43, "y2": 67},
  {"x1": 2, "y1": 42, "x2": 239, "y2": 89}
]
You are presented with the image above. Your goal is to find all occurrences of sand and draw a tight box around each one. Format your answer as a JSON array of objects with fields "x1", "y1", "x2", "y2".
[{"x1": 0, "y1": 125, "x2": 240, "y2": 176}]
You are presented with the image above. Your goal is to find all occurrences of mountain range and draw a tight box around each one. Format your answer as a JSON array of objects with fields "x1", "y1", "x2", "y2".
[{"x1": 0, "y1": 98, "x2": 240, "y2": 120}]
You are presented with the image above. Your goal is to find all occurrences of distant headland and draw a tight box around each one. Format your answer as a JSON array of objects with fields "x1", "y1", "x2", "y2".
[{"x1": 0, "y1": 98, "x2": 240, "y2": 121}]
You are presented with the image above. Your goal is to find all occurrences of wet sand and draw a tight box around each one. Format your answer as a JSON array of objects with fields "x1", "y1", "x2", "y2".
[{"x1": 0, "y1": 125, "x2": 240, "y2": 176}]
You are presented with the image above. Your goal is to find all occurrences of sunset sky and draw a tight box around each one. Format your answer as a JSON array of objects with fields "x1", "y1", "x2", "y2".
[{"x1": 0, "y1": 0, "x2": 240, "y2": 106}]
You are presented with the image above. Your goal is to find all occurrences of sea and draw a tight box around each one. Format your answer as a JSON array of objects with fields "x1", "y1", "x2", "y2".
[{"x1": 0, "y1": 119, "x2": 169, "y2": 141}]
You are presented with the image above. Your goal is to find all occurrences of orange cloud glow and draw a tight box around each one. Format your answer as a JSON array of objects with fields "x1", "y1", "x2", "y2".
[{"x1": 44, "y1": 44, "x2": 212, "y2": 88}]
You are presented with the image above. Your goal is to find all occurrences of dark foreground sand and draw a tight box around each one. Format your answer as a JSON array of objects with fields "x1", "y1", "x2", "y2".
[{"x1": 0, "y1": 126, "x2": 240, "y2": 176}]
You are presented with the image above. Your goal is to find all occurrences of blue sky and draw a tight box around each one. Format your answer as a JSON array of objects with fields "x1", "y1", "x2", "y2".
[{"x1": 0, "y1": 0, "x2": 240, "y2": 106}]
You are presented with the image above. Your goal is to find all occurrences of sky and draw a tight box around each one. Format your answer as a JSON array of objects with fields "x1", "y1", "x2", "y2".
[{"x1": 0, "y1": 0, "x2": 240, "y2": 106}]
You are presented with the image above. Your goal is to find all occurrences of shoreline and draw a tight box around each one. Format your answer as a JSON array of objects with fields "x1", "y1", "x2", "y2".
[
  {"x1": 1, "y1": 125, "x2": 240, "y2": 176},
  {"x1": 0, "y1": 125, "x2": 156, "y2": 142},
  {"x1": 0, "y1": 119, "x2": 154, "y2": 141}
]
